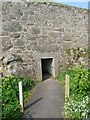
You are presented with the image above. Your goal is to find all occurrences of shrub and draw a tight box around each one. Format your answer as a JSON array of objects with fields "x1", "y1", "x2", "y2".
[
  {"x1": 1, "y1": 76, "x2": 35, "y2": 119},
  {"x1": 57, "y1": 66, "x2": 90, "y2": 118},
  {"x1": 68, "y1": 67, "x2": 90, "y2": 97}
]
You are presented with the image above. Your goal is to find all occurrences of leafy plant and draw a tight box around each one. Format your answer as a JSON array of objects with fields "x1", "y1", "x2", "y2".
[
  {"x1": 57, "y1": 66, "x2": 90, "y2": 118},
  {"x1": 1, "y1": 76, "x2": 35, "y2": 119},
  {"x1": 69, "y1": 67, "x2": 90, "y2": 97}
]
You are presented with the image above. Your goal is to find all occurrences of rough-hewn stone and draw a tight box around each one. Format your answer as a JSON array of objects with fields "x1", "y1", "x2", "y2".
[
  {"x1": 9, "y1": 5, "x2": 23, "y2": 19},
  {"x1": 10, "y1": 33, "x2": 21, "y2": 38},
  {"x1": 26, "y1": 34, "x2": 36, "y2": 41},
  {"x1": 0, "y1": 31, "x2": 8, "y2": 36},
  {"x1": 29, "y1": 26, "x2": 41, "y2": 34},
  {"x1": 63, "y1": 34, "x2": 72, "y2": 41},
  {"x1": 14, "y1": 39, "x2": 25, "y2": 46},
  {"x1": 1, "y1": 2, "x2": 88, "y2": 80},
  {"x1": 3, "y1": 21, "x2": 22, "y2": 32},
  {"x1": 2, "y1": 37, "x2": 13, "y2": 51}
]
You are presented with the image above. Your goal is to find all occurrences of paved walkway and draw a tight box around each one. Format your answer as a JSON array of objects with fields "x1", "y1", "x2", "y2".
[{"x1": 22, "y1": 79, "x2": 64, "y2": 118}]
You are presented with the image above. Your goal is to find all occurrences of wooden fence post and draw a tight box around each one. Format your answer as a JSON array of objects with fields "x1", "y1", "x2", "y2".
[
  {"x1": 65, "y1": 74, "x2": 70, "y2": 98},
  {"x1": 19, "y1": 81, "x2": 24, "y2": 112}
]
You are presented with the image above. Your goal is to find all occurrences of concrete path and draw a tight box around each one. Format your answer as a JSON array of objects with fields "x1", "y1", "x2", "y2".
[{"x1": 22, "y1": 79, "x2": 64, "y2": 118}]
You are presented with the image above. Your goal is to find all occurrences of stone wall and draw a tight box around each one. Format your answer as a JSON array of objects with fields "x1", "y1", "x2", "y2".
[{"x1": 0, "y1": 2, "x2": 88, "y2": 80}]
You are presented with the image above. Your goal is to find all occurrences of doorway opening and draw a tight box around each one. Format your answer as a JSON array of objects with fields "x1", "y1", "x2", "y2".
[{"x1": 41, "y1": 58, "x2": 53, "y2": 80}]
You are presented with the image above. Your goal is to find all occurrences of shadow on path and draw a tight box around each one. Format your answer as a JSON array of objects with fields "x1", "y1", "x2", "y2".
[{"x1": 25, "y1": 97, "x2": 43, "y2": 110}]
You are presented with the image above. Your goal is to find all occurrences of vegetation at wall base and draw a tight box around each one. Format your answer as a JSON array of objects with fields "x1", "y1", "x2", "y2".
[
  {"x1": 57, "y1": 66, "x2": 90, "y2": 118},
  {"x1": 1, "y1": 76, "x2": 36, "y2": 120}
]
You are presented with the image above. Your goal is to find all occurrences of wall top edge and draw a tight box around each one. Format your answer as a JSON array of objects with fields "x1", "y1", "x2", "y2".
[{"x1": 1, "y1": 0, "x2": 88, "y2": 11}]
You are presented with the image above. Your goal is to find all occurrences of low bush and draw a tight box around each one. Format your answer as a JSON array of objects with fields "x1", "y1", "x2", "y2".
[
  {"x1": 1, "y1": 76, "x2": 35, "y2": 119},
  {"x1": 57, "y1": 66, "x2": 90, "y2": 118}
]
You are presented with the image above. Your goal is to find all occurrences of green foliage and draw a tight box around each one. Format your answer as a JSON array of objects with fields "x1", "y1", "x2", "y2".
[
  {"x1": 68, "y1": 67, "x2": 90, "y2": 97},
  {"x1": 57, "y1": 66, "x2": 90, "y2": 118},
  {"x1": 64, "y1": 95, "x2": 89, "y2": 118},
  {"x1": 1, "y1": 76, "x2": 35, "y2": 119}
]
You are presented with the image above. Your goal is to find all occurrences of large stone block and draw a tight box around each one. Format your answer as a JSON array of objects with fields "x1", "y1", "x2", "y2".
[
  {"x1": 36, "y1": 44, "x2": 59, "y2": 52},
  {"x1": 29, "y1": 26, "x2": 41, "y2": 35},
  {"x1": 27, "y1": 44, "x2": 32, "y2": 50},
  {"x1": 10, "y1": 33, "x2": 21, "y2": 38},
  {"x1": 38, "y1": 39, "x2": 45, "y2": 45},
  {"x1": 3, "y1": 21, "x2": 22, "y2": 32},
  {"x1": 14, "y1": 39, "x2": 25, "y2": 46},
  {"x1": 2, "y1": 37, "x2": 13, "y2": 51},
  {"x1": 47, "y1": 44, "x2": 59, "y2": 52},
  {"x1": 9, "y1": 6, "x2": 23, "y2": 19},
  {"x1": 27, "y1": 19, "x2": 35, "y2": 25},
  {"x1": 49, "y1": 31, "x2": 59, "y2": 38},
  {"x1": 36, "y1": 45, "x2": 45, "y2": 52},
  {"x1": 24, "y1": 9, "x2": 34, "y2": 16},
  {"x1": 26, "y1": 34, "x2": 36, "y2": 41},
  {"x1": 63, "y1": 34, "x2": 72, "y2": 41}
]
